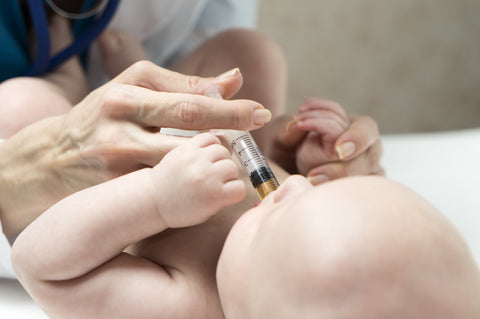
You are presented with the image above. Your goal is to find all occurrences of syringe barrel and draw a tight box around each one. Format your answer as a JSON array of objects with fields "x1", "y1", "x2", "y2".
[
  {"x1": 224, "y1": 130, "x2": 279, "y2": 200},
  {"x1": 205, "y1": 88, "x2": 279, "y2": 199}
]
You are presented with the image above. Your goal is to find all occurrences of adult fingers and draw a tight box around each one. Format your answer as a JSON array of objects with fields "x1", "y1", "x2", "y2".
[
  {"x1": 307, "y1": 140, "x2": 384, "y2": 185},
  {"x1": 108, "y1": 130, "x2": 190, "y2": 168},
  {"x1": 129, "y1": 132, "x2": 228, "y2": 168},
  {"x1": 112, "y1": 61, "x2": 243, "y2": 99},
  {"x1": 98, "y1": 84, "x2": 270, "y2": 131},
  {"x1": 335, "y1": 115, "x2": 379, "y2": 161}
]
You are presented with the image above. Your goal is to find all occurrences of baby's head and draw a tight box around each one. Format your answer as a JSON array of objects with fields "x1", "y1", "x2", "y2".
[{"x1": 217, "y1": 175, "x2": 480, "y2": 319}]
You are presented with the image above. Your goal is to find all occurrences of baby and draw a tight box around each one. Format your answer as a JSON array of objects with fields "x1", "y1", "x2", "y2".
[{"x1": 11, "y1": 133, "x2": 480, "y2": 318}]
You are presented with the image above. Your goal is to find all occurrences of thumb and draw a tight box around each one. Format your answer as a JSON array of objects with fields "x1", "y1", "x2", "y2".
[
  {"x1": 113, "y1": 62, "x2": 243, "y2": 98},
  {"x1": 335, "y1": 115, "x2": 379, "y2": 161},
  {"x1": 206, "y1": 68, "x2": 244, "y2": 100}
]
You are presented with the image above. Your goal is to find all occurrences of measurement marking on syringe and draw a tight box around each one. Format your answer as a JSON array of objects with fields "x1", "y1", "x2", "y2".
[{"x1": 204, "y1": 88, "x2": 279, "y2": 200}]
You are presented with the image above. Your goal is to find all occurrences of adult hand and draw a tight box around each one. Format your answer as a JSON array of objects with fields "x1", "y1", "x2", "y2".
[
  {"x1": 301, "y1": 114, "x2": 384, "y2": 185},
  {"x1": 0, "y1": 62, "x2": 270, "y2": 237},
  {"x1": 266, "y1": 99, "x2": 383, "y2": 185}
]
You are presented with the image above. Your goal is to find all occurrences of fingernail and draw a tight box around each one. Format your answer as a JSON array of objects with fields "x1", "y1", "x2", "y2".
[
  {"x1": 308, "y1": 174, "x2": 329, "y2": 185},
  {"x1": 336, "y1": 141, "x2": 356, "y2": 160},
  {"x1": 285, "y1": 119, "x2": 298, "y2": 133},
  {"x1": 253, "y1": 108, "x2": 272, "y2": 125},
  {"x1": 215, "y1": 67, "x2": 240, "y2": 80}
]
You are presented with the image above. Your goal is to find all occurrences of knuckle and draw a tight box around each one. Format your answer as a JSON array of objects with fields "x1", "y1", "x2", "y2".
[
  {"x1": 98, "y1": 84, "x2": 134, "y2": 118},
  {"x1": 178, "y1": 98, "x2": 201, "y2": 125},
  {"x1": 361, "y1": 115, "x2": 380, "y2": 136},
  {"x1": 220, "y1": 146, "x2": 232, "y2": 159},
  {"x1": 201, "y1": 132, "x2": 221, "y2": 145},
  {"x1": 211, "y1": 143, "x2": 228, "y2": 155},
  {"x1": 127, "y1": 60, "x2": 155, "y2": 76},
  {"x1": 225, "y1": 160, "x2": 240, "y2": 176},
  {"x1": 190, "y1": 166, "x2": 210, "y2": 185},
  {"x1": 230, "y1": 104, "x2": 251, "y2": 129},
  {"x1": 185, "y1": 75, "x2": 202, "y2": 92}
]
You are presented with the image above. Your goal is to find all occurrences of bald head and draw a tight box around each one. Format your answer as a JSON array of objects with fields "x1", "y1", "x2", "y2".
[{"x1": 218, "y1": 176, "x2": 480, "y2": 318}]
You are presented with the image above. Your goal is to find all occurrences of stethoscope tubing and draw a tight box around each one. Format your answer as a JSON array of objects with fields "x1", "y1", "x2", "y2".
[{"x1": 26, "y1": 0, "x2": 120, "y2": 76}]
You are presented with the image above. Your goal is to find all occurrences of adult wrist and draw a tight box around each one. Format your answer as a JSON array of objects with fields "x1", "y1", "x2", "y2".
[{"x1": 0, "y1": 117, "x2": 64, "y2": 237}]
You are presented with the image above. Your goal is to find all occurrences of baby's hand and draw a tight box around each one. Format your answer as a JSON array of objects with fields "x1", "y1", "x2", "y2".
[{"x1": 150, "y1": 132, "x2": 246, "y2": 228}]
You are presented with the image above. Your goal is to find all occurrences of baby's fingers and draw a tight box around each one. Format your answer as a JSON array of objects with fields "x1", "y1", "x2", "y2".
[
  {"x1": 213, "y1": 159, "x2": 246, "y2": 206},
  {"x1": 213, "y1": 159, "x2": 240, "y2": 182},
  {"x1": 295, "y1": 113, "x2": 348, "y2": 138},
  {"x1": 299, "y1": 98, "x2": 348, "y2": 120},
  {"x1": 222, "y1": 180, "x2": 246, "y2": 206},
  {"x1": 307, "y1": 140, "x2": 384, "y2": 185},
  {"x1": 191, "y1": 132, "x2": 222, "y2": 148},
  {"x1": 335, "y1": 115, "x2": 379, "y2": 161}
]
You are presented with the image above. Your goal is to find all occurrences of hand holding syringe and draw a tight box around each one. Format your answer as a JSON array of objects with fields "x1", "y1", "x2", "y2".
[{"x1": 205, "y1": 89, "x2": 279, "y2": 200}]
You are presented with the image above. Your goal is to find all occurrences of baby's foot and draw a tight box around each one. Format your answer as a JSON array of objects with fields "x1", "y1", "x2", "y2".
[
  {"x1": 151, "y1": 133, "x2": 246, "y2": 228},
  {"x1": 44, "y1": 15, "x2": 88, "y2": 104},
  {"x1": 97, "y1": 30, "x2": 147, "y2": 78}
]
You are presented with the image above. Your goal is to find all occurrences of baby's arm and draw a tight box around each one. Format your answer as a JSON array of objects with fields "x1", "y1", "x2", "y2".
[{"x1": 11, "y1": 133, "x2": 245, "y2": 319}]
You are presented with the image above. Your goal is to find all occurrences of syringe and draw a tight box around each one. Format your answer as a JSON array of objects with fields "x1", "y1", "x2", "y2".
[{"x1": 205, "y1": 89, "x2": 279, "y2": 200}]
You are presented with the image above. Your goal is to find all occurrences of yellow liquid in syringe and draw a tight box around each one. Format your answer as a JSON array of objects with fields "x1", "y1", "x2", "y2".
[
  {"x1": 255, "y1": 178, "x2": 279, "y2": 200},
  {"x1": 204, "y1": 88, "x2": 279, "y2": 200},
  {"x1": 248, "y1": 164, "x2": 279, "y2": 200}
]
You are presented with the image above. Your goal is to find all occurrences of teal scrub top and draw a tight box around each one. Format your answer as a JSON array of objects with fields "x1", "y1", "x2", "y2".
[
  {"x1": 0, "y1": 0, "x2": 110, "y2": 82},
  {"x1": 0, "y1": 1, "x2": 30, "y2": 82}
]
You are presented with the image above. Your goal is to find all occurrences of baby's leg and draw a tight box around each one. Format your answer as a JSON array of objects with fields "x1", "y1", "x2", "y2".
[
  {"x1": 309, "y1": 177, "x2": 480, "y2": 318},
  {"x1": 171, "y1": 29, "x2": 287, "y2": 150},
  {"x1": 0, "y1": 16, "x2": 88, "y2": 138}
]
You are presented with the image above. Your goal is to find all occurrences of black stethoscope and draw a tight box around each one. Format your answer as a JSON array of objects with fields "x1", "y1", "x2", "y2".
[{"x1": 25, "y1": 0, "x2": 120, "y2": 76}]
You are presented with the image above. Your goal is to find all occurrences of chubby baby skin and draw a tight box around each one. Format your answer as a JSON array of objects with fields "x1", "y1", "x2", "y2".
[
  {"x1": 12, "y1": 135, "x2": 480, "y2": 318},
  {"x1": 217, "y1": 175, "x2": 480, "y2": 318},
  {"x1": 11, "y1": 132, "x2": 246, "y2": 318},
  {"x1": 11, "y1": 132, "x2": 277, "y2": 318}
]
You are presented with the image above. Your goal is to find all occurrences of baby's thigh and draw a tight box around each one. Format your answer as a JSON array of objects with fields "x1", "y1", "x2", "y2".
[{"x1": 0, "y1": 77, "x2": 72, "y2": 137}]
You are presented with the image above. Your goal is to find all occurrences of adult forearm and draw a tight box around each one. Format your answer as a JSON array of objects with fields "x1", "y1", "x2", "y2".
[{"x1": 0, "y1": 116, "x2": 76, "y2": 237}]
